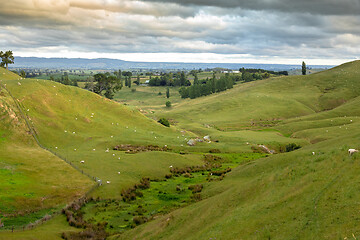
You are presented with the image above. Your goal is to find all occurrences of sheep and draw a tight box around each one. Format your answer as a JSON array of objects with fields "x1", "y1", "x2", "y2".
[
  {"x1": 80, "y1": 160, "x2": 85, "y2": 164},
  {"x1": 17, "y1": 82, "x2": 21, "y2": 86},
  {"x1": 169, "y1": 165, "x2": 173, "y2": 168},
  {"x1": 93, "y1": 149, "x2": 96, "y2": 151},
  {"x1": 106, "y1": 181, "x2": 111, "y2": 184},
  {"x1": 105, "y1": 148, "x2": 109, "y2": 153},
  {"x1": 348, "y1": 149, "x2": 359, "y2": 156},
  {"x1": 312, "y1": 152, "x2": 315, "y2": 155},
  {"x1": 110, "y1": 136, "x2": 113, "y2": 138},
  {"x1": 118, "y1": 172, "x2": 121, "y2": 174}
]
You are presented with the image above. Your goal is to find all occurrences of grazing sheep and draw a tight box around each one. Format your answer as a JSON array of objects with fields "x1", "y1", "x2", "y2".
[
  {"x1": 348, "y1": 149, "x2": 359, "y2": 156},
  {"x1": 74, "y1": 149, "x2": 77, "y2": 151},
  {"x1": 93, "y1": 149, "x2": 96, "y2": 151},
  {"x1": 118, "y1": 172, "x2": 121, "y2": 174},
  {"x1": 105, "y1": 148, "x2": 109, "y2": 153},
  {"x1": 80, "y1": 160, "x2": 85, "y2": 163},
  {"x1": 312, "y1": 152, "x2": 315, "y2": 155},
  {"x1": 17, "y1": 82, "x2": 21, "y2": 86},
  {"x1": 169, "y1": 165, "x2": 173, "y2": 168},
  {"x1": 106, "y1": 181, "x2": 111, "y2": 184}
]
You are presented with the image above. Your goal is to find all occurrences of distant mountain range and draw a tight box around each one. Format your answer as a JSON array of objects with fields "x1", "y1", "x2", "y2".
[{"x1": 12, "y1": 57, "x2": 333, "y2": 71}]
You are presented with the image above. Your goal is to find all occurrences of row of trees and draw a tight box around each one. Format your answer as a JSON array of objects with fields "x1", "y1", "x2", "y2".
[
  {"x1": 179, "y1": 74, "x2": 235, "y2": 99},
  {"x1": 148, "y1": 72, "x2": 191, "y2": 86},
  {"x1": 50, "y1": 72, "x2": 79, "y2": 86},
  {"x1": 0, "y1": 50, "x2": 14, "y2": 70}
]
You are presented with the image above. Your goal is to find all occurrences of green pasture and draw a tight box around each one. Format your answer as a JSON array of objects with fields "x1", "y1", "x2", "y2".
[{"x1": 2, "y1": 61, "x2": 360, "y2": 239}]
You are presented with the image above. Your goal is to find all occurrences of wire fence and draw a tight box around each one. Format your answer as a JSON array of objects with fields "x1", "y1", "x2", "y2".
[{"x1": 0, "y1": 82, "x2": 100, "y2": 232}]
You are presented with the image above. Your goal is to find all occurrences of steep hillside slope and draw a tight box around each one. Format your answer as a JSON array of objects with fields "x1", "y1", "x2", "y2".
[
  {"x1": 0, "y1": 68, "x2": 205, "y2": 202},
  {"x1": 0, "y1": 69, "x2": 92, "y2": 228}
]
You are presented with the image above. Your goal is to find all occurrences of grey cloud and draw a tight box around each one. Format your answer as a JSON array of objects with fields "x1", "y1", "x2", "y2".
[
  {"x1": 0, "y1": 0, "x2": 359, "y2": 62},
  {"x1": 140, "y1": 0, "x2": 360, "y2": 15}
]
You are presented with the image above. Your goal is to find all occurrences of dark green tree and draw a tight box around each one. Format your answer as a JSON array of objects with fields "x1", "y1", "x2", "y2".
[
  {"x1": 166, "y1": 87, "x2": 170, "y2": 98},
  {"x1": 0, "y1": 51, "x2": 14, "y2": 70},
  {"x1": 93, "y1": 73, "x2": 121, "y2": 99},
  {"x1": 180, "y1": 72, "x2": 186, "y2": 86},
  {"x1": 302, "y1": 61, "x2": 306, "y2": 75},
  {"x1": 193, "y1": 73, "x2": 199, "y2": 85},
  {"x1": 20, "y1": 70, "x2": 26, "y2": 78}
]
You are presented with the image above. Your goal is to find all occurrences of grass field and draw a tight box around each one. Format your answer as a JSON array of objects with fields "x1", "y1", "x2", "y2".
[
  {"x1": 2, "y1": 61, "x2": 360, "y2": 239},
  {"x1": 0, "y1": 69, "x2": 92, "y2": 230}
]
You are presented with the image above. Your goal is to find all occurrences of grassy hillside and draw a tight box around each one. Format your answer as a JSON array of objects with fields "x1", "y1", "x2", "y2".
[
  {"x1": 110, "y1": 61, "x2": 360, "y2": 239},
  {"x1": 0, "y1": 69, "x2": 92, "y2": 229},
  {"x1": 2, "y1": 61, "x2": 360, "y2": 239}
]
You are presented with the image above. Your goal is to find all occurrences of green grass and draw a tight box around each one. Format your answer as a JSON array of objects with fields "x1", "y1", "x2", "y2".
[
  {"x1": 105, "y1": 61, "x2": 360, "y2": 239},
  {"x1": 0, "y1": 69, "x2": 92, "y2": 228},
  {"x1": 0, "y1": 214, "x2": 82, "y2": 240},
  {"x1": 2, "y1": 61, "x2": 360, "y2": 239},
  {"x1": 82, "y1": 152, "x2": 265, "y2": 234}
]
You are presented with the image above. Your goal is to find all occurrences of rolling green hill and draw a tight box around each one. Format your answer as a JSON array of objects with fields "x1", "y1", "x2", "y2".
[
  {"x1": 2, "y1": 61, "x2": 360, "y2": 239},
  {"x1": 111, "y1": 61, "x2": 360, "y2": 239},
  {"x1": 0, "y1": 69, "x2": 92, "y2": 231}
]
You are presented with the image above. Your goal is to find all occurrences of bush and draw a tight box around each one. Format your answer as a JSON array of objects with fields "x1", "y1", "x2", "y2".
[
  {"x1": 165, "y1": 101, "x2": 171, "y2": 108},
  {"x1": 131, "y1": 88, "x2": 136, "y2": 92},
  {"x1": 158, "y1": 118, "x2": 170, "y2": 127},
  {"x1": 285, "y1": 143, "x2": 301, "y2": 152}
]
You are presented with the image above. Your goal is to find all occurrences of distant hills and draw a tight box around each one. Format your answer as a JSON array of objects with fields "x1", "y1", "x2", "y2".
[{"x1": 12, "y1": 57, "x2": 333, "y2": 71}]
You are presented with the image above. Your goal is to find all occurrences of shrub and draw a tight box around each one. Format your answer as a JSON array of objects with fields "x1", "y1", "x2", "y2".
[
  {"x1": 209, "y1": 149, "x2": 221, "y2": 153},
  {"x1": 188, "y1": 184, "x2": 203, "y2": 193},
  {"x1": 131, "y1": 88, "x2": 136, "y2": 92},
  {"x1": 133, "y1": 216, "x2": 148, "y2": 225},
  {"x1": 165, "y1": 101, "x2": 171, "y2": 108},
  {"x1": 285, "y1": 143, "x2": 301, "y2": 152},
  {"x1": 158, "y1": 118, "x2": 170, "y2": 127}
]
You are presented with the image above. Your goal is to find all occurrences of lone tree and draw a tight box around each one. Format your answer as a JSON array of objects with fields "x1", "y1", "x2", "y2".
[
  {"x1": 302, "y1": 61, "x2": 306, "y2": 75},
  {"x1": 93, "y1": 73, "x2": 122, "y2": 99},
  {"x1": 0, "y1": 50, "x2": 14, "y2": 70},
  {"x1": 166, "y1": 87, "x2": 170, "y2": 98}
]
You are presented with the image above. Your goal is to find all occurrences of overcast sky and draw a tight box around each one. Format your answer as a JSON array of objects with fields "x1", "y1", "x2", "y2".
[{"x1": 0, "y1": 0, "x2": 359, "y2": 65}]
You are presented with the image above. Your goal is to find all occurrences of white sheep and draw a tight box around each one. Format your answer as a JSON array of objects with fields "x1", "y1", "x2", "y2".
[
  {"x1": 80, "y1": 160, "x2": 85, "y2": 163},
  {"x1": 348, "y1": 149, "x2": 359, "y2": 156},
  {"x1": 106, "y1": 181, "x2": 111, "y2": 184},
  {"x1": 118, "y1": 172, "x2": 121, "y2": 174},
  {"x1": 312, "y1": 152, "x2": 315, "y2": 155}
]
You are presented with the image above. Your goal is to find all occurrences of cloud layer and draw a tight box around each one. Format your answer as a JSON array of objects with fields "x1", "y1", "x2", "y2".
[{"x1": 0, "y1": 0, "x2": 359, "y2": 64}]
